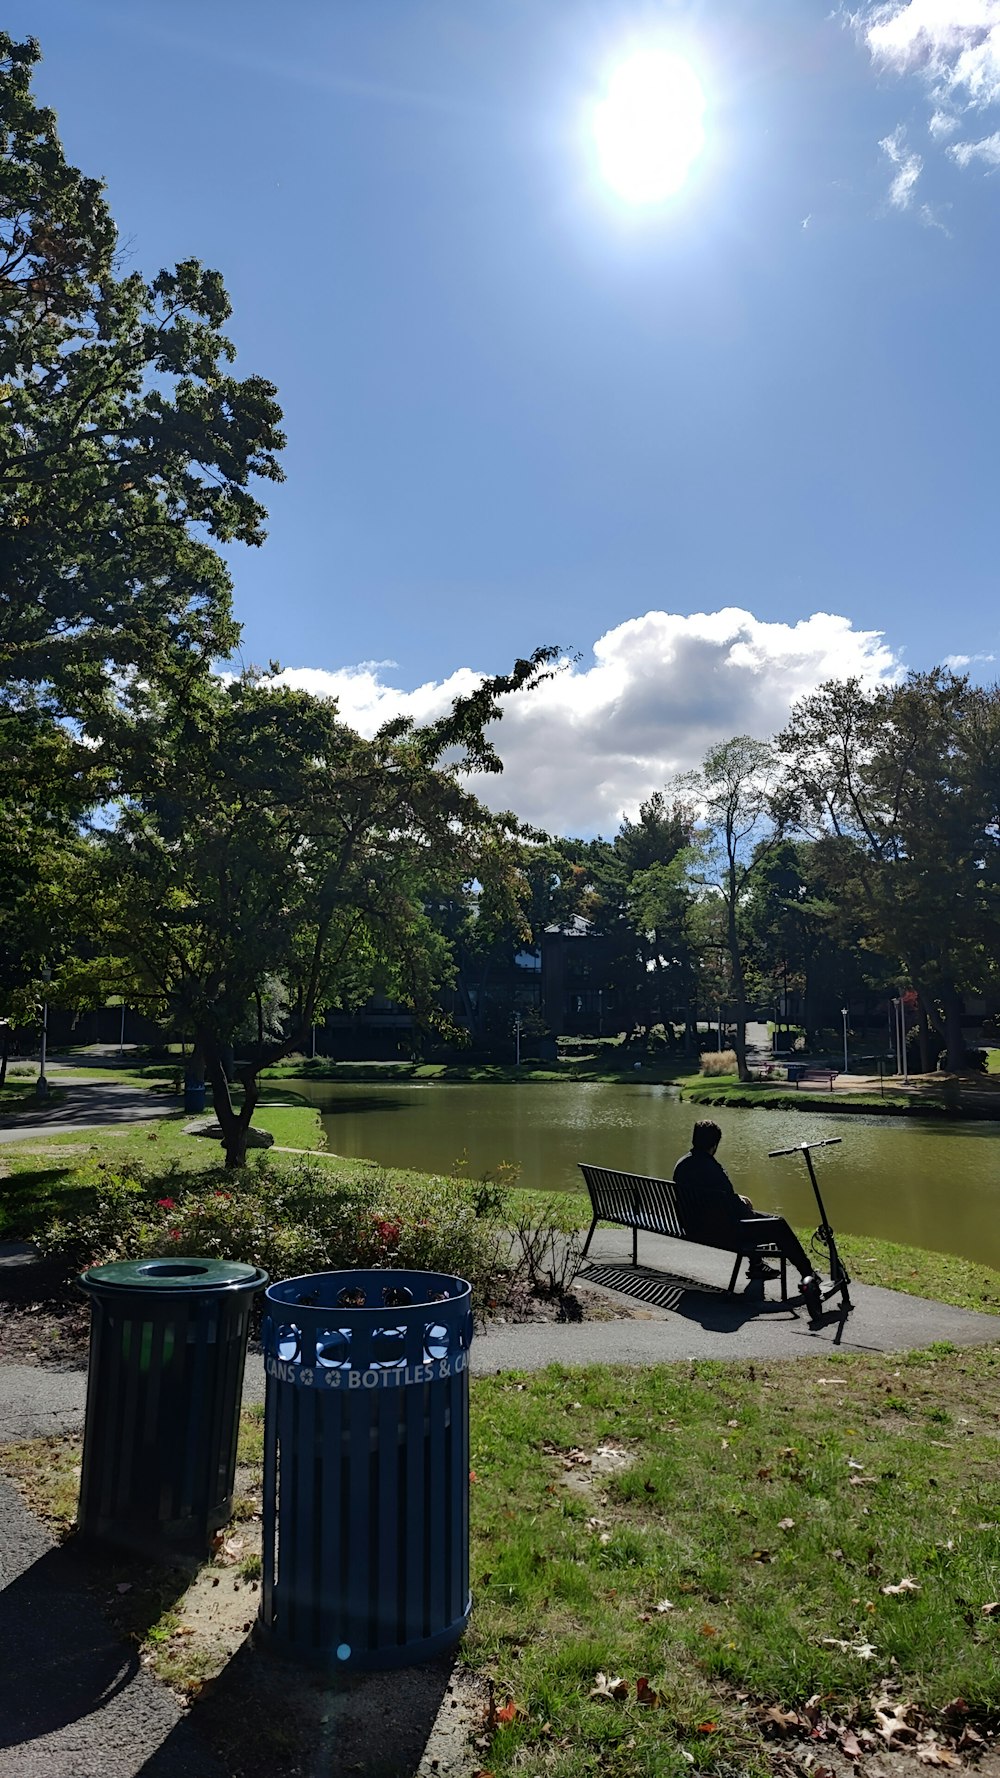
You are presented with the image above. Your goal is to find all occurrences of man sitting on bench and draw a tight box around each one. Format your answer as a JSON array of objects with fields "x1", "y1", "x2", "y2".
[{"x1": 673, "y1": 1120, "x2": 824, "y2": 1321}]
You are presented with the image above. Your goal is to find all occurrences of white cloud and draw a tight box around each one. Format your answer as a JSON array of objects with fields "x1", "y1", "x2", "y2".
[
  {"x1": 949, "y1": 125, "x2": 1000, "y2": 157},
  {"x1": 865, "y1": 1, "x2": 1000, "y2": 107},
  {"x1": 879, "y1": 124, "x2": 925, "y2": 202},
  {"x1": 274, "y1": 608, "x2": 899, "y2": 836},
  {"x1": 929, "y1": 105, "x2": 959, "y2": 133},
  {"x1": 943, "y1": 649, "x2": 996, "y2": 666}
]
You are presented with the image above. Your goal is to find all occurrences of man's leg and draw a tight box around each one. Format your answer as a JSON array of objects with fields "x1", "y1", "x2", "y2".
[{"x1": 739, "y1": 1214, "x2": 815, "y2": 1280}]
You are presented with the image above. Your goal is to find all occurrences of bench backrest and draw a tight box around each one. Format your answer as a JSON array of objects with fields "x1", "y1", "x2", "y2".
[{"x1": 579, "y1": 1163, "x2": 707, "y2": 1243}]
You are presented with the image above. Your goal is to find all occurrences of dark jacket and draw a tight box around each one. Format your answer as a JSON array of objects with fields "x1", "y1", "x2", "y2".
[{"x1": 672, "y1": 1149, "x2": 743, "y2": 1238}]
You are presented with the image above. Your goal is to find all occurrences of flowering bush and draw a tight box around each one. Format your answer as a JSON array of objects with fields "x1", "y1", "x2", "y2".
[{"x1": 39, "y1": 1154, "x2": 518, "y2": 1312}]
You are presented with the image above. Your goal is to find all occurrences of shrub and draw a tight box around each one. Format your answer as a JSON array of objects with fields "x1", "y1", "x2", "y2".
[
  {"x1": 699, "y1": 1049, "x2": 737, "y2": 1077},
  {"x1": 37, "y1": 1154, "x2": 527, "y2": 1315}
]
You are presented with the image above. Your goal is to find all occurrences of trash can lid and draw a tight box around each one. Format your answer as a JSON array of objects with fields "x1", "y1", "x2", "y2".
[{"x1": 79, "y1": 1258, "x2": 268, "y2": 1294}]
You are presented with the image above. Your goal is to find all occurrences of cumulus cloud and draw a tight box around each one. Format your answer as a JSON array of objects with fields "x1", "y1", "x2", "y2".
[
  {"x1": 274, "y1": 608, "x2": 899, "y2": 836},
  {"x1": 879, "y1": 124, "x2": 925, "y2": 202}
]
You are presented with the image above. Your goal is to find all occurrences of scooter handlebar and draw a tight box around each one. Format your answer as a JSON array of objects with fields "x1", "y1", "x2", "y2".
[{"x1": 767, "y1": 1138, "x2": 843, "y2": 1157}]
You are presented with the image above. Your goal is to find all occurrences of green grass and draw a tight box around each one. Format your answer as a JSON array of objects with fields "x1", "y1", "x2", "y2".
[
  {"x1": 6, "y1": 1352, "x2": 1000, "y2": 1776},
  {"x1": 0, "y1": 1080, "x2": 67, "y2": 1111},
  {"x1": 463, "y1": 1349, "x2": 1000, "y2": 1774}
]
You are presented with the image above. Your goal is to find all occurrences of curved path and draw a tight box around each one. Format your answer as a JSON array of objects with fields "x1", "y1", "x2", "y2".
[{"x1": 0, "y1": 1080, "x2": 179, "y2": 1144}]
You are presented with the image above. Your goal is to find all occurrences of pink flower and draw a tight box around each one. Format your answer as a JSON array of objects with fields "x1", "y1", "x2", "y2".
[
  {"x1": 374, "y1": 1218, "x2": 402, "y2": 1248},
  {"x1": 169, "y1": 1229, "x2": 181, "y2": 1240},
  {"x1": 157, "y1": 1197, "x2": 176, "y2": 1210}
]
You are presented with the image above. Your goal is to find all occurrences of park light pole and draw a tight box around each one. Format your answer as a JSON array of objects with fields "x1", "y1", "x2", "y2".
[
  {"x1": 514, "y1": 1011, "x2": 522, "y2": 1068},
  {"x1": 841, "y1": 1006, "x2": 849, "y2": 1076},
  {"x1": 37, "y1": 965, "x2": 51, "y2": 1098},
  {"x1": 119, "y1": 1001, "x2": 126, "y2": 1057},
  {"x1": 899, "y1": 990, "x2": 909, "y2": 1085}
]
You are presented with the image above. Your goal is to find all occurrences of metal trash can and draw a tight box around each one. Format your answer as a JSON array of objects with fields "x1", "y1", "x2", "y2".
[
  {"x1": 183, "y1": 1077, "x2": 207, "y2": 1114},
  {"x1": 258, "y1": 1268, "x2": 473, "y2": 1670},
  {"x1": 78, "y1": 1257, "x2": 267, "y2": 1556}
]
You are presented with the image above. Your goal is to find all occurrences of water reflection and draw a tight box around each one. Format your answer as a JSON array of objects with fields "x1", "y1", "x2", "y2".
[{"x1": 291, "y1": 1080, "x2": 1000, "y2": 1270}]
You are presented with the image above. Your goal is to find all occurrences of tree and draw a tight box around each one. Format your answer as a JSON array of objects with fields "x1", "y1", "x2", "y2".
[
  {"x1": 85, "y1": 655, "x2": 554, "y2": 1166},
  {"x1": 678, "y1": 737, "x2": 790, "y2": 1081},
  {"x1": 779, "y1": 671, "x2": 1000, "y2": 1071},
  {"x1": 0, "y1": 35, "x2": 284, "y2": 724}
]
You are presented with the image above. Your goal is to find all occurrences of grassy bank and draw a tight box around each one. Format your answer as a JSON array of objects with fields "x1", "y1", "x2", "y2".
[{"x1": 4, "y1": 1346, "x2": 1000, "y2": 1776}]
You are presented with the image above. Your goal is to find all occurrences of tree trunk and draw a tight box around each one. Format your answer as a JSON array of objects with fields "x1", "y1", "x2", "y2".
[
  {"x1": 205, "y1": 1045, "x2": 259, "y2": 1169},
  {"x1": 916, "y1": 993, "x2": 932, "y2": 1074},
  {"x1": 942, "y1": 982, "x2": 966, "y2": 1073},
  {"x1": 0, "y1": 1026, "x2": 8, "y2": 1087},
  {"x1": 727, "y1": 907, "x2": 750, "y2": 1081}
]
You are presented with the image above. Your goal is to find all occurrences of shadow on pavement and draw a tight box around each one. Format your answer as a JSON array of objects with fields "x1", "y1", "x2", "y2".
[
  {"x1": 0, "y1": 1538, "x2": 220, "y2": 1776},
  {"x1": 133, "y1": 1637, "x2": 462, "y2": 1778},
  {"x1": 577, "y1": 1260, "x2": 805, "y2": 1329}
]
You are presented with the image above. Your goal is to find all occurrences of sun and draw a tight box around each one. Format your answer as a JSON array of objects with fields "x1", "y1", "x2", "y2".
[{"x1": 592, "y1": 48, "x2": 706, "y2": 205}]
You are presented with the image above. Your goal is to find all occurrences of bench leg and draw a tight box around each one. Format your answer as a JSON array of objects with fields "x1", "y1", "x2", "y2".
[
  {"x1": 582, "y1": 1217, "x2": 598, "y2": 1259},
  {"x1": 727, "y1": 1254, "x2": 742, "y2": 1296},
  {"x1": 633, "y1": 1224, "x2": 638, "y2": 1268},
  {"x1": 780, "y1": 1257, "x2": 787, "y2": 1302}
]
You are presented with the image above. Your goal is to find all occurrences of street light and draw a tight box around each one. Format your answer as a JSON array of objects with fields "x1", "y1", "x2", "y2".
[
  {"x1": 37, "y1": 966, "x2": 51, "y2": 1098},
  {"x1": 840, "y1": 1006, "x2": 849, "y2": 1076},
  {"x1": 514, "y1": 1011, "x2": 522, "y2": 1068}
]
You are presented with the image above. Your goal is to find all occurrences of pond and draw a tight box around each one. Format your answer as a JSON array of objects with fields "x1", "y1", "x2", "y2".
[{"x1": 289, "y1": 1079, "x2": 1000, "y2": 1270}]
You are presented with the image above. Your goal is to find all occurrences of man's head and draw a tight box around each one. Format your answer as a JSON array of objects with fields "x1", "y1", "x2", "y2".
[{"x1": 691, "y1": 1119, "x2": 722, "y2": 1155}]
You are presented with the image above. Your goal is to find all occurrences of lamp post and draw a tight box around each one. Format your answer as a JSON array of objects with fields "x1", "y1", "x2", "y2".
[
  {"x1": 514, "y1": 1011, "x2": 522, "y2": 1069},
  {"x1": 119, "y1": 1002, "x2": 126, "y2": 1057},
  {"x1": 37, "y1": 966, "x2": 51, "y2": 1098},
  {"x1": 899, "y1": 991, "x2": 909, "y2": 1086},
  {"x1": 841, "y1": 1006, "x2": 849, "y2": 1076},
  {"x1": 311, "y1": 1022, "x2": 317, "y2": 1060}
]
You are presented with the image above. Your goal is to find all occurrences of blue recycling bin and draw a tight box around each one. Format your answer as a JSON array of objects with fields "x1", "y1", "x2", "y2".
[
  {"x1": 786, "y1": 1064, "x2": 806, "y2": 1084},
  {"x1": 257, "y1": 1268, "x2": 473, "y2": 1670},
  {"x1": 183, "y1": 1078, "x2": 206, "y2": 1114}
]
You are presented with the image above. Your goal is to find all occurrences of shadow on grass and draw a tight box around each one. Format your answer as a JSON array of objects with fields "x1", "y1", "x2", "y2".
[{"x1": 0, "y1": 1165, "x2": 88, "y2": 1240}]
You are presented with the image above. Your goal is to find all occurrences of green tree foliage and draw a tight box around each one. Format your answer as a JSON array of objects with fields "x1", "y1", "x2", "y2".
[
  {"x1": 779, "y1": 670, "x2": 1000, "y2": 1070},
  {"x1": 0, "y1": 34, "x2": 284, "y2": 720},
  {"x1": 678, "y1": 737, "x2": 791, "y2": 1080},
  {"x1": 85, "y1": 658, "x2": 553, "y2": 1165}
]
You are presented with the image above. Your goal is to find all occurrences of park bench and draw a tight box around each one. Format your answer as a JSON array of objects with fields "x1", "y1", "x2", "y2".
[
  {"x1": 579, "y1": 1163, "x2": 788, "y2": 1299},
  {"x1": 786, "y1": 1065, "x2": 838, "y2": 1090}
]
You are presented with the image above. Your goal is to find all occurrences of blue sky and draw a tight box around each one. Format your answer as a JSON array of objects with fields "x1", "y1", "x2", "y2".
[{"x1": 15, "y1": 2, "x2": 1000, "y2": 830}]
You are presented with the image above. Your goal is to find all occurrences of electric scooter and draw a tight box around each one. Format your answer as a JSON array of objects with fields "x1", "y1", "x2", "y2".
[{"x1": 768, "y1": 1137, "x2": 853, "y2": 1318}]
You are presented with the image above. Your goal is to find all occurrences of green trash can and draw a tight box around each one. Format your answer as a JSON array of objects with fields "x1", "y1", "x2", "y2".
[{"x1": 77, "y1": 1257, "x2": 267, "y2": 1557}]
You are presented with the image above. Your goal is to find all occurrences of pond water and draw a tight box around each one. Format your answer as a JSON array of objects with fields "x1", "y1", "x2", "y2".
[{"x1": 290, "y1": 1079, "x2": 1000, "y2": 1270}]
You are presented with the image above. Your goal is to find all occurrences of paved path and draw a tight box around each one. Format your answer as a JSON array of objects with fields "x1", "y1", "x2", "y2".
[{"x1": 0, "y1": 1082, "x2": 178, "y2": 1145}]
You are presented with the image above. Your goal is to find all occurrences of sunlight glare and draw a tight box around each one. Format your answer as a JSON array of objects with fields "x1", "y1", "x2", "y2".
[{"x1": 593, "y1": 49, "x2": 706, "y2": 205}]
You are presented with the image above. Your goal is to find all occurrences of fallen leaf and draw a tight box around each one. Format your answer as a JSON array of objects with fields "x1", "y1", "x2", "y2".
[
  {"x1": 697, "y1": 1721, "x2": 718, "y2": 1733},
  {"x1": 700, "y1": 1623, "x2": 717, "y2": 1637},
  {"x1": 849, "y1": 1475, "x2": 876, "y2": 1486},
  {"x1": 876, "y1": 1707, "x2": 917, "y2": 1746},
  {"x1": 750, "y1": 1549, "x2": 772, "y2": 1563},
  {"x1": 882, "y1": 1578, "x2": 920, "y2": 1595},
  {"x1": 778, "y1": 1518, "x2": 796, "y2": 1531},
  {"x1": 820, "y1": 1638, "x2": 876, "y2": 1659},
  {"x1": 957, "y1": 1726, "x2": 984, "y2": 1751},
  {"x1": 654, "y1": 1599, "x2": 674, "y2": 1613},
  {"x1": 848, "y1": 1458, "x2": 865, "y2": 1470},
  {"x1": 115, "y1": 1582, "x2": 132, "y2": 1595},
  {"x1": 839, "y1": 1727, "x2": 863, "y2": 1759},
  {"x1": 981, "y1": 1601, "x2": 1000, "y2": 1616},
  {"x1": 916, "y1": 1743, "x2": 961, "y2": 1767},
  {"x1": 636, "y1": 1676, "x2": 662, "y2": 1707},
  {"x1": 494, "y1": 1697, "x2": 522, "y2": 1725},
  {"x1": 757, "y1": 1704, "x2": 802, "y2": 1736},
  {"x1": 589, "y1": 1673, "x2": 629, "y2": 1701}
]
